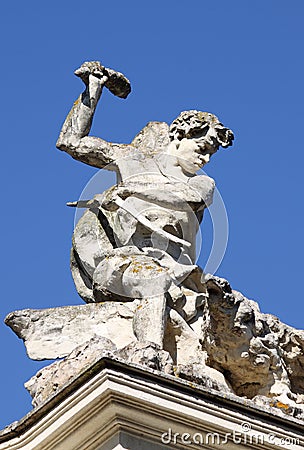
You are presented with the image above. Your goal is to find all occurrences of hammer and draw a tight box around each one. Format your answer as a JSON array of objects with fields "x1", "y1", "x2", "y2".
[{"x1": 74, "y1": 60, "x2": 131, "y2": 99}]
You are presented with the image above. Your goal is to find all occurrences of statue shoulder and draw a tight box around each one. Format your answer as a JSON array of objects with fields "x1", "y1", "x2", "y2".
[
  {"x1": 189, "y1": 174, "x2": 215, "y2": 207},
  {"x1": 131, "y1": 121, "x2": 170, "y2": 155}
]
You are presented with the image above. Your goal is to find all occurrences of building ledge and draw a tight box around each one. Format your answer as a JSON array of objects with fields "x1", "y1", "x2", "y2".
[{"x1": 0, "y1": 357, "x2": 303, "y2": 449}]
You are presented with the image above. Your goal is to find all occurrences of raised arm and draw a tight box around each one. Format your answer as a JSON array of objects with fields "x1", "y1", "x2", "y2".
[{"x1": 56, "y1": 61, "x2": 131, "y2": 170}]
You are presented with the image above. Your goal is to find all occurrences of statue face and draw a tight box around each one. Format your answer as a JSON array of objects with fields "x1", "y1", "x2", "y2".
[{"x1": 176, "y1": 138, "x2": 216, "y2": 174}]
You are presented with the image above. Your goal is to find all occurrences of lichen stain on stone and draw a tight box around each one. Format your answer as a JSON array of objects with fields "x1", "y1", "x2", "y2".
[{"x1": 272, "y1": 401, "x2": 291, "y2": 411}]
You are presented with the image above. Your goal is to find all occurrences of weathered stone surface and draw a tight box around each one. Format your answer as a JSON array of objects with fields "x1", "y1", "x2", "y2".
[
  {"x1": 6, "y1": 275, "x2": 304, "y2": 417},
  {"x1": 199, "y1": 275, "x2": 304, "y2": 415},
  {"x1": 133, "y1": 296, "x2": 167, "y2": 347},
  {"x1": 56, "y1": 62, "x2": 232, "y2": 309},
  {"x1": 5, "y1": 302, "x2": 137, "y2": 360},
  {"x1": 54, "y1": 60, "x2": 234, "y2": 364},
  {"x1": 25, "y1": 336, "x2": 117, "y2": 407},
  {"x1": 118, "y1": 341, "x2": 173, "y2": 374},
  {"x1": 25, "y1": 338, "x2": 174, "y2": 407},
  {"x1": 5, "y1": 60, "x2": 304, "y2": 422},
  {"x1": 175, "y1": 362, "x2": 232, "y2": 394},
  {"x1": 92, "y1": 247, "x2": 174, "y2": 302}
]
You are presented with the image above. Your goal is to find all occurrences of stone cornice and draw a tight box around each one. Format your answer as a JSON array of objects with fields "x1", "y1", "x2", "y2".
[{"x1": 0, "y1": 357, "x2": 303, "y2": 449}]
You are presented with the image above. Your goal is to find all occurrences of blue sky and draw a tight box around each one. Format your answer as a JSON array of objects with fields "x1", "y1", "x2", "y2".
[{"x1": 1, "y1": 0, "x2": 304, "y2": 429}]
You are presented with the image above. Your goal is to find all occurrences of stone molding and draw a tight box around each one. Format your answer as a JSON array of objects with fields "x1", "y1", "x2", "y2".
[{"x1": 0, "y1": 359, "x2": 303, "y2": 449}]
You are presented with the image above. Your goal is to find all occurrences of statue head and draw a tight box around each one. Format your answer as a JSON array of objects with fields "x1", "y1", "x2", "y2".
[
  {"x1": 169, "y1": 110, "x2": 234, "y2": 149},
  {"x1": 168, "y1": 110, "x2": 234, "y2": 173}
]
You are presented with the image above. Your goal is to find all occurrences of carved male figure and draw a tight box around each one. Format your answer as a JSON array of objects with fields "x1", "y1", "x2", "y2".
[
  {"x1": 6, "y1": 62, "x2": 304, "y2": 416},
  {"x1": 57, "y1": 61, "x2": 233, "y2": 346}
]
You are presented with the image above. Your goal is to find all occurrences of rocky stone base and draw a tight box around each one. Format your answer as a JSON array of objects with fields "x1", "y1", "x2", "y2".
[
  {"x1": 25, "y1": 338, "x2": 173, "y2": 407},
  {"x1": 25, "y1": 337, "x2": 304, "y2": 422},
  {"x1": 6, "y1": 275, "x2": 304, "y2": 421}
]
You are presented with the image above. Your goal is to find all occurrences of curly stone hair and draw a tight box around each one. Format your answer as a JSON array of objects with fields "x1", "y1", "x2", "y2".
[{"x1": 169, "y1": 110, "x2": 234, "y2": 151}]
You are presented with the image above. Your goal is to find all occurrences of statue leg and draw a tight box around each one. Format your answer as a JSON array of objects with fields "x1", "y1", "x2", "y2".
[{"x1": 133, "y1": 295, "x2": 168, "y2": 348}]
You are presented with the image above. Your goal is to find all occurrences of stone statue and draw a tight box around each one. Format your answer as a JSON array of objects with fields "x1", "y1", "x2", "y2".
[
  {"x1": 5, "y1": 61, "x2": 304, "y2": 419},
  {"x1": 56, "y1": 60, "x2": 233, "y2": 346}
]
